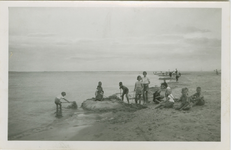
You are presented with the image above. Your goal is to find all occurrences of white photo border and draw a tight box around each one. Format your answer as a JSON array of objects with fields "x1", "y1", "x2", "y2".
[{"x1": 0, "y1": 1, "x2": 229, "y2": 150}]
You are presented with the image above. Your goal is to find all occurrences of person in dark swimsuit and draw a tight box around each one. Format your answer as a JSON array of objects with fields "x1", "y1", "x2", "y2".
[
  {"x1": 119, "y1": 82, "x2": 130, "y2": 104},
  {"x1": 161, "y1": 80, "x2": 168, "y2": 89},
  {"x1": 95, "y1": 81, "x2": 104, "y2": 101},
  {"x1": 153, "y1": 89, "x2": 164, "y2": 104}
]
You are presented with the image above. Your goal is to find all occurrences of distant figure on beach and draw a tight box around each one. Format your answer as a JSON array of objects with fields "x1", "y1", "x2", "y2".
[
  {"x1": 161, "y1": 79, "x2": 168, "y2": 89},
  {"x1": 175, "y1": 68, "x2": 178, "y2": 74},
  {"x1": 175, "y1": 88, "x2": 191, "y2": 110},
  {"x1": 141, "y1": 71, "x2": 150, "y2": 104},
  {"x1": 134, "y1": 75, "x2": 143, "y2": 104},
  {"x1": 155, "y1": 87, "x2": 174, "y2": 109},
  {"x1": 54, "y1": 92, "x2": 70, "y2": 112},
  {"x1": 189, "y1": 87, "x2": 205, "y2": 106},
  {"x1": 119, "y1": 82, "x2": 130, "y2": 104},
  {"x1": 153, "y1": 88, "x2": 164, "y2": 104},
  {"x1": 176, "y1": 72, "x2": 181, "y2": 82},
  {"x1": 169, "y1": 71, "x2": 173, "y2": 77},
  {"x1": 95, "y1": 81, "x2": 104, "y2": 101},
  {"x1": 216, "y1": 69, "x2": 219, "y2": 75}
]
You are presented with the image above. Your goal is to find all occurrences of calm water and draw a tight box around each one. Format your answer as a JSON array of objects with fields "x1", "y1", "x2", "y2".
[{"x1": 8, "y1": 71, "x2": 161, "y2": 138}]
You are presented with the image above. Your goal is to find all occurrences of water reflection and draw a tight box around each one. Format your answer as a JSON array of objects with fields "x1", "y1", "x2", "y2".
[{"x1": 55, "y1": 109, "x2": 63, "y2": 118}]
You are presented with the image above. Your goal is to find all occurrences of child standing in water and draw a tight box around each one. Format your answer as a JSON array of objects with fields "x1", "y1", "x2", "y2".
[
  {"x1": 142, "y1": 71, "x2": 150, "y2": 104},
  {"x1": 134, "y1": 75, "x2": 143, "y2": 104},
  {"x1": 119, "y1": 82, "x2": 130, "y2": 104},
  {"x1": 175, "y1": 88, "x2": 191, "y2": 110},
  {"x1": 54, "y1": 92, "x2": 70, "y2": 111},
  {"x1": 95, "y1": 81, "x2": 104, "y2": 101},
  {"x1": 189, "y1": 87, "x2": 205, "y2": 106}
]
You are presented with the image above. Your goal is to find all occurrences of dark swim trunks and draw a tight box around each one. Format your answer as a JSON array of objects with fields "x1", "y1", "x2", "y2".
[
  {"x1": 55, "y1": 98, "x2": 61, "y2": 105},
  {"x1": 143, "y1": 84, "x2": 149, "y2": 91},
  {"x1": 123, "y1": 88, "x2": 129, "y2": 94},
  {"x1": 196, "y1": 99, "x2": 205, "y2": 105}
]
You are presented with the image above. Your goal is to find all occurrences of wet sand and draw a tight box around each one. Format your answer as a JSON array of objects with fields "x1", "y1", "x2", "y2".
[{"x1": 11, "y1": 72, "x2": 221, "y2": 141}]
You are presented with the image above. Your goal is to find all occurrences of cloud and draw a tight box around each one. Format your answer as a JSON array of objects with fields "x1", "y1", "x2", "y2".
[
  {"x1": 174, "y1": 25, "x2": 211, "y2": 34},
  {"x1": 9, "y1": 29, "x2": 221, "y2": 72},
  {"x1": 184, "y1": 37, "x2": 221, "y2": 48},
  {"x1": 27, "y1": 33, "x2": 56, "y2": 37}
]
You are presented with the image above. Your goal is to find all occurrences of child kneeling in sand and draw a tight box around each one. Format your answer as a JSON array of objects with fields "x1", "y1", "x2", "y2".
[
  {"x1": 189, "y1": 87, "x2": 205, "y2": 106},
  {"x1": 134, "y1": 75, "x2": 143, "y2": 104},
  {"x1": 95, "y1": 81, "x2": 104, "y2": 101},
  {"x1": 119, "y1": 82, "x2": 130, "y2": 104},
  {"x1": 155, "y1": 87, "x2": 174, "y2": 109},
  {"x1": 54, "y1": 92, "x2": 70, "y2": 111},
  {"x1": 175, "y1": 88, "x2": 191, "y2": 110}
]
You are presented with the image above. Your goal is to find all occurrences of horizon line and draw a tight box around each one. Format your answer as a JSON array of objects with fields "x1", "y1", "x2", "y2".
[{"x1": 8, "y1": 70, "x2": 220, "y2": 73}]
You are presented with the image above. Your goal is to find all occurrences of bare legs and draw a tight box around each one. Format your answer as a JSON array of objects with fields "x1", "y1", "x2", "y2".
[
  {"x1": 143, "y1": 91, "x2": 148, "y2": 104},
  {"x1": 121, "y1": 94, "x2": 129, "y2": 104},
  {"x1": 55, "y1": 103, "x2": 62, "y2": 117},
  {"x1": 135, "y1": 94, "x2": 142, "y2": 104}
]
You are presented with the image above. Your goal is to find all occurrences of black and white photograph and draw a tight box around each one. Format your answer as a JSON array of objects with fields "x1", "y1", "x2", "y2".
[{"x1": 0, "y1": 1, "x2": 230, "y2": 150}]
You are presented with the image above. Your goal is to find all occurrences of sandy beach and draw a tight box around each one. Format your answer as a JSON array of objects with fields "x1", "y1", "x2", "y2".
[
  {"x1": 70, "y1": 72, "x2": 221, "y2": 141},
  {"x1": 11, "y1": 72, "x2": 221, "y2": 141}
]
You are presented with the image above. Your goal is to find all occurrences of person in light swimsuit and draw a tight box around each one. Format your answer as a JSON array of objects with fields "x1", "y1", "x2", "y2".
[
  {"x1": 142, "y1": 71, "x2": 150, "y2": 104},
  {"x1": 134, "y1": 75, "x2": 143, "y2": 104}
]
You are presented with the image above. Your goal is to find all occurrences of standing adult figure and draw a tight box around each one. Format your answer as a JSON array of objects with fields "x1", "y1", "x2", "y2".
[
  {"x1": 176, "y1": 71, "x2": 180, "y2": 82},
  {"x1": 169, "y1": 71, "x2": 172, "y2": 78},
  {"x1": 142, "y1": 71, "x2": 150, "y2": 104},
  {"x1": 216, "y1": 69, "x2": 219, "y2": 75}
]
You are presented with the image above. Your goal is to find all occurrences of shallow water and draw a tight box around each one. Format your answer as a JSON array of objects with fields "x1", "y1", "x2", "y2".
[{"x1": 8, "y1": 71, "x2": 161, "y2": 139}]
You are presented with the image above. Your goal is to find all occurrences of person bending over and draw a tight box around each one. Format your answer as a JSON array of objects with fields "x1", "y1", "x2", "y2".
[
  {"x1": 119, "y1": 82, "x2": 130, "y2": 104},
  {"x1": 54, "y1": 92, "x2": 70, "y2": 111}
]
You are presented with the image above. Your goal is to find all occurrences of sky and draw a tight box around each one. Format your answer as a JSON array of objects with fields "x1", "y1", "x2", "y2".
[{"x1": 9, "y1": 7, "x2": 221, "y2": 71}]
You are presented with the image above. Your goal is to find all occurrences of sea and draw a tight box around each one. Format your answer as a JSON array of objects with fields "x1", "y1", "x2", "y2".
[{"x1": 8, "y1": 71, "x2": 161, "y2": 139}]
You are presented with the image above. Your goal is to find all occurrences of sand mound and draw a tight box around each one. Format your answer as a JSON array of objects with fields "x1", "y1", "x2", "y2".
[
  {"x1": 67, "y1": 101, "x2": 78, "y2": 109},
  {"x1": 81, "y1": 94, "x2": 147, "y2": 112},
  {"x1": 81, "y1": 99, "x2": 123, "y2": 111}
]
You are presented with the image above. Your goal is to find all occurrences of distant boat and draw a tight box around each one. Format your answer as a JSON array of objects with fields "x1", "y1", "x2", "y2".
[
  {"x1": 153, "y1": 72, "x2": 168, "y2": 76},
  {"x1": 159, "y1": 77, "x2": 174, "y2": 80},
  {"x1": 158, "y1": 74, "x2": 169, "y2": 76},
  {"x1": 153, "y1": 72, "x2": 161, "y2": 75}
]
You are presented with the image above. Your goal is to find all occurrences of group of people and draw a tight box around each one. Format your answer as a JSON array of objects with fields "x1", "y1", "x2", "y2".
[
  {"x1": 54, "y1": 71, "x2": 204, "y2": 113},
  {"x1": 94, "y1": 70, "x2": 204, "y2": 111},
  {"x1": 154, "y1": 86, "x2": 205, "y2": 110},
  {"x1": 95, "y1": 71, "x2": 150, "y2": 104}
]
